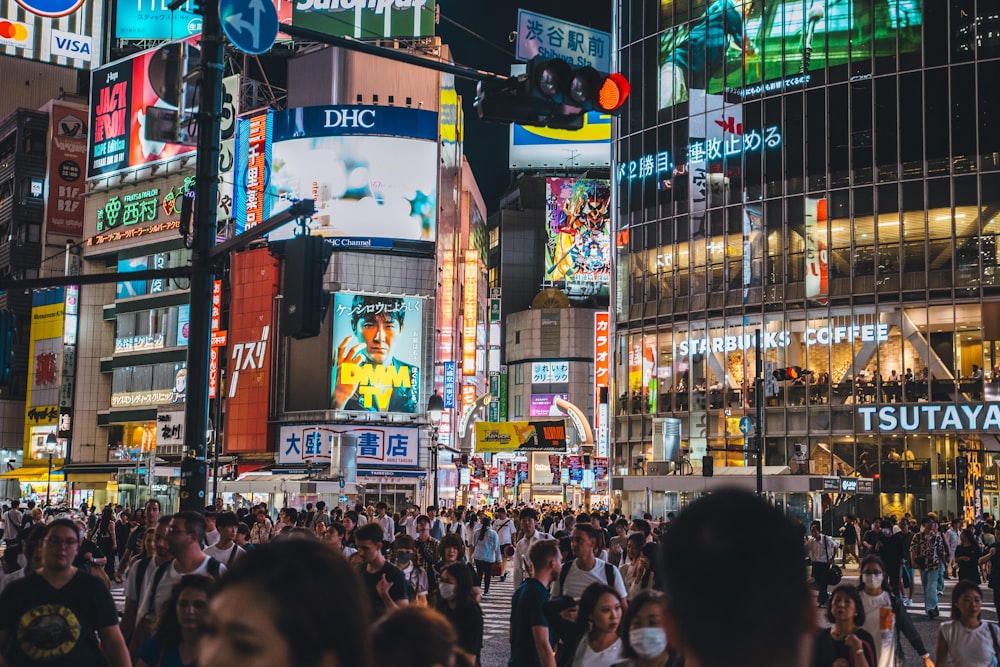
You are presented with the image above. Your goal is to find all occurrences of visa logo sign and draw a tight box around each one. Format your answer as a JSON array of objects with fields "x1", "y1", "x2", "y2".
[{"x1": 50, "y1": 29, "x2": 92, "y2": 61}]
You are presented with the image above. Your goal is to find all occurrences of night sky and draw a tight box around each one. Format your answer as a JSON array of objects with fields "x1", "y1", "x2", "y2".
[{"x1": 436, "y1": 1, "x2": 613, "y2": 211}]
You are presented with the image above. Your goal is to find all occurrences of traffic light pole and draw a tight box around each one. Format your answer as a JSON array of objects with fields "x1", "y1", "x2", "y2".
[{"x1": 180, "y1": 0, "x2": 225, "y2": 513}]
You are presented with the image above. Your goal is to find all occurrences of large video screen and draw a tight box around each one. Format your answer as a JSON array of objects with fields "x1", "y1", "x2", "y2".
[
  {"x1": 659, "y1": 0, "x2": 923, "y2": 109},
  {"x1": 544, "y1": 178, "x2": 611, "y2": 291},
  {"x1": 330, "y1": 292, "x2": 424, "y2": 414}
]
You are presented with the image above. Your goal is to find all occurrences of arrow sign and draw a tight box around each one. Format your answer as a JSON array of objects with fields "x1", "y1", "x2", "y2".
[{"x1": 219, "y1": 0, "x2": 278, "y2": 55}]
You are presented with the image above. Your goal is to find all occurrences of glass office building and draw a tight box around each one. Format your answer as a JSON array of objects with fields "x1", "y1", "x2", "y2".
[{"x1": 614, "y1": 0, "x2": 1000, "y2": 521}]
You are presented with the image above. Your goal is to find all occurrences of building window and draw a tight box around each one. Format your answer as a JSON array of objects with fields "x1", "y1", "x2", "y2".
[
  {"x1": 514, "y1": 394, "x2": 522, "y2": 418},
  {"x1": 515, "y1": 330, "x2": 521, "y2": 344}
]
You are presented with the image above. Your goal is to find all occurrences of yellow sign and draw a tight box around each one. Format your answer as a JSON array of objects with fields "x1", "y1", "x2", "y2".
[
  {"x1": 24, "y1": 299, "x2": 64, "y2": 452},
  {"x1": 475, "y1": 420, "x2": 568, "y2": 453}
]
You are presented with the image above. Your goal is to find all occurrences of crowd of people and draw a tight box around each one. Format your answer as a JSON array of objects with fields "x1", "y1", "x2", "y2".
[{"x1": 1, "y1": 493, "x2": 1000, "y2": 666}]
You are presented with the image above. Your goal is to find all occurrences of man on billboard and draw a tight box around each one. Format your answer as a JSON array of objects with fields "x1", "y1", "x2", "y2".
[{"x1": 332, "y1": 294, "x2": 419, "y2": 413}]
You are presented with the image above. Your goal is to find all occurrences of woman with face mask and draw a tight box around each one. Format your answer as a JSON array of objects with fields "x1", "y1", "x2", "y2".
[
  {"x1": 435, "y1": 561, "x2": 484, "y2": 663},
  {"x1": 612, "y1": 591, "x2": 680, "y2": 667},
  {"x1": 856, "y1": 555, "x2": 933, "y2": 667}
]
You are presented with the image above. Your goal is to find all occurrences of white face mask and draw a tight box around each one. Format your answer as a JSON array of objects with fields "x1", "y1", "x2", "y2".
[
  {"x1": 439, "y1": 582, "x2": 457, "y2": 601},
  {"x1": 630, "y1": 627, "x2": 668, "y2": 659},
  {"x1": 862, "y1": 573, "x2": 884, "y2": 589}
]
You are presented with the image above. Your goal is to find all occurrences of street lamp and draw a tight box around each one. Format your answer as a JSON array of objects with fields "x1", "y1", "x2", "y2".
[
  {"x1": 44, "y1": 432, "x2": 58, "y2": 507},
  {"x1": 427, "y1": 392, "x2": 445, "y2": 508}
]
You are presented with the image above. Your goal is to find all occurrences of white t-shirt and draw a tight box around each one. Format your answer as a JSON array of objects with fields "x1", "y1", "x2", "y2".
[
  {"x1": 860, "y1": 590, "x2": 898, "y2": 667},
  {"x1": 137, "y1": 556, "x2": 228, "y2": 621},
  {"x1": 401, "y1": 515, "x2": 418, "y2": 538},
  {"x1": 203, "y1": 543, "x2": 244, "y2": 567},
  {"x1": 939, "y1": 620, "x2": 998, "y2": 667},
  {"x1": 204, "y1": 529, "x2": 220, "y2": 547},
  {"x1": 375, "y1": 515, "x2": 395, "y2": 543},
  {"x1": 493, "y1": 518, "x2": 515, "y2": 546},
  {"x1": 558, "y1": 558, "x2": 628, "y2": 600},
  {"x1": 1, "y1": 509, "x2": 21, "y2": 539},
  {"x1": 573, "y1": 636, "x2": 623, "y2": 667}
]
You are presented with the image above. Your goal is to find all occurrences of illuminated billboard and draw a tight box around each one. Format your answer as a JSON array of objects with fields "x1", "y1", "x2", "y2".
[
  {"x1": 0, "y1": 0, "x2": 102, "y2": 68},
  {"x1": 292, "y1": 0, "x2": 435, "y2": 40},
  {"x1": 24, "y1": 289, "x2": 64, "y2": 454},
  {"x1": 44, "y1": 101, "x2": 88, "y2": 237},
  {"x1": 659, "y1": 0, "x2": 923, "y2": 108},
  {"x1": 331, "y1": 291, "x2": 424, "y2": 414},
  {"x1": 475, "y1": 421, "x2": 568, "y2": 453},
  {"x1": 265, "y1": 105, "x2": 438, "y2": 243},
  {"x1": 544, "y1": 178, "x2": 611, "y2": 289},
  {"x1": 88, "y1": 36, "x2": 199, "y2": 178}
]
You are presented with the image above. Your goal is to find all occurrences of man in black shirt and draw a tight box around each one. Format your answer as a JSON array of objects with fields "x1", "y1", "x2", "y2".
[
  {"x1": 0, "y1": 518, "x2": 129, "y2": 667},
  {"x1": 839, "y1": 515, "x2": 859, "y2": 566},
  {"x1": 356, "y1": 522, "x2": 409, "y2": 619},
  {"x1": 509, "y1": 539, "x2": 561, "y2": 667}
]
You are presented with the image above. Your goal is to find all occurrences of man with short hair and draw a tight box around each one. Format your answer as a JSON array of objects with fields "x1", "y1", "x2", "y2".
[
  {"x1": 203, "y1": 511, "x2": 244, "y2": 568},
  {"x1": 0, "y1": 518, "x2": 130, "y2": 667},
  {"x1": 310, "y1": 500, "x2": 331, "y2": 532},
  {"x1": 1, "y1": 499, "x2": 22, "y2": 559},
  {"x1": 554, "y1": 524, "x2": 627, "y2": 602},
  {"x1": 322, "y1": 522, "x2": 357, "y2": 558},
  {"x1": 355, "y1": 522, "x2": 408, "y2": 619},
  {"x1": 513, "y1": 508, "x2": 552, "y2": 587},
  {"x1": 203, "y1": 509, "x2": 220, "y2": 547},
  {"x1": 116, "y1": 498, "x2": 161, "y2": 581},
  {"x1": 122, "y1": 516, "x2": 173, "y2": 658},
  {"x1": 374, "y1": 501, "x2": 395, "y2": 544},
  {"x1": 426, "y1": 506, "x2": 444, "y2": 540},
  {"x1": 414, "y1": 515, "x2": 440, "y2": 571},
  {"x1": 509, "y1": 540, "x2": 561, "y2": 667}
]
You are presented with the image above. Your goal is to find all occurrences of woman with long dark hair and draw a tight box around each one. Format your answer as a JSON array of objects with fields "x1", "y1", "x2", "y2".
[
  {"x1": 544, "y1": 582, "x2": 624, "y2": 667},
  {"x1": 94, "y1": 506, "x2": 117, "y2": 579},
  {"x1": 435, "y1": 561, "x2": 484, "y2": 664},
  {"x1": 470, "y1": 516, "x2": 500, "y2": 596},
  {"x1": 137, "y1": 574, "x2": 211, "y2": 667}
]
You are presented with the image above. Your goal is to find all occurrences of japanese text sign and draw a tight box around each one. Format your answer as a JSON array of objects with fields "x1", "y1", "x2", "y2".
[{"x1": 279, "y1": 424, "x2": 419, "y2": 467}]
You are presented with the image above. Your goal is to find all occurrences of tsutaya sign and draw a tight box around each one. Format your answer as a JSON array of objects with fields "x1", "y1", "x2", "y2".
[
  {"x1": 859, "y1": 404, "x2": 1000, "y2": 434},
  {"x1": 677, "y1": 323, "x2": 889, "y2": 357}
]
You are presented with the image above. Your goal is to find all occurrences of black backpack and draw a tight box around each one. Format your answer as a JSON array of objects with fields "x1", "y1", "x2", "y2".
[{"x1": 557, "y1": 557, "x2": 617, "y2": 595}]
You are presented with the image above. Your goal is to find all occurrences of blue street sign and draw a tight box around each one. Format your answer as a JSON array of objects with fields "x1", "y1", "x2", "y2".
[
  {"x1": 220, "y1": 0, "x2": 278, "y2": 55},
  {"x1": 739, "y1": 416, "x2": 753, "y2": 435}
]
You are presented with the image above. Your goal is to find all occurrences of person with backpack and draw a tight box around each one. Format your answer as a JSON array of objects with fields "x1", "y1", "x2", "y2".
[
  {"x1": 1, "y1": 499, "x2": 22, "y2": 560},
  {"x1": 554, "y1": 524, "x2": 628, "y2": 604},
  {"x1": 471, "y1": 516, "x2": 501, "y2": 596},
  {"x1": 203, "y1": 511, "x2": 244, "y2": 568}
]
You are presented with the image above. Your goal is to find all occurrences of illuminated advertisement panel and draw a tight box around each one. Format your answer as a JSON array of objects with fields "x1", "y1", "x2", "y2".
[
  {"x1": 264, "y1": 105, "x2": 438, "y2": 243},
  {"x1": 463, "y1": 250, "x2": 478, "y2": 376},
  {"x1": 233, "y1": 110, "x2": 273, "y2": 234},
  {"x1": 292, "y1": 0, "x2": 435, "y2": 40},
  {"x1": 225, "y1": 249, "x2": 279, "y2": 454},
  {"x1": 530, "y1": 394, "x2": 569, "y2": 417},
  {"x1": 43, "y1": 101, "x2": 88, "y2": 236},
  {"x1": 0, "y1": 0, "x2": 102, "y2": 68},
  {"x1": 475, "y1": 421, "x2": 568, "y2": 453},
  {"x1": 88, "y1": 36, "x2": 199, "y2": 178},
  {"x1": 115, "y1": 0, "x2": 293, "y2": 39},
  {"x1": 532, "y1": 361, "x2": 569, "y2": 384},
  {"x1": 544, "y1": 178, "x2": 611, "y2": 290},
  {"x1": 24, "y1": 289, "x2": 64, "y2": 455},
  {"x1": 659, "y1": 0, "x2": 923, "y2": 109},
  {"x1": 278, "y1": 424, "x2": 418, "y2": 468},
  {"x1": 331, "y1": 291, "x2": 424, "y2": 414}
]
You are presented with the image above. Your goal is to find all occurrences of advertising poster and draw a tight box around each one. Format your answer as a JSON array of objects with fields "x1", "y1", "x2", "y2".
[
  {"x1": 44, "y1": 102, "x2": 88, "y2": 236},
  {"x1": 278, "y1": 424, "x2": 418, "y2": 468},
  {"x1": 544, "y1": 178, "x2": 611, "y2": 289},
  {"x1": 331, "y1": 291, "x2": 423, "y2": 414},
  {"x1": 529, "y1": 394, "x2": 569, "y2": 417},
  {"x1": 23, "y1": 289, "x2": 65, "y2": 454},
  {"x1": 292, "y1": 0, "x2": 435, "y2": 40},
  {"x1": 804, "y1": 197, "x2": 829, "y2": 305},
  {"x1": 0, "y1": 0, "x2": 102, "y2": 69},
  {"x1": 659, "y1": 0, "x2": 923, "y2": 109},
  {"x1": 532, "y1": 361, "x2": 569, "y2": 384},
  {"x1": 233, "y1": 110, "x2": 273, "y2": 234},
  {"x1": 116, "y1": 0, "x2": 293, "y2": 40},
  {"x1": 264, "y1": 105, "x2": 438, "y2": 243},
  {"x1": 88, "y1": 36, "x2": 199, "y2": 178},
  {"x1": 475, "y1": 421, "x2": 568, "y2": 453}
]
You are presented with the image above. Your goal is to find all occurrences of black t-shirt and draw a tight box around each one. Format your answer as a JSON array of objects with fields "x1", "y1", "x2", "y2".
[
  {"x1": 360, "y1": 561, "x2": 409, "y2": 619},
  {"x1": 509, "y1": 578, "x2": 551, "y2": 667},
  {"x1": 811, "y1": 627, "x2": 876, "y2": 667},
  {"x1": 0, "y1": 569, "x2": 120, "y2": 667},
  {"x1": 72, "y1": 539, "x2": 106, "y2": 568},
  {"x1": 842, "y1": 523, "x2": 858, "y2": 545}
]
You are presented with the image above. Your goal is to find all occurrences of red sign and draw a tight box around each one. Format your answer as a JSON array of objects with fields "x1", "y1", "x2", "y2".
[
  {"x1": 594, "y1": 311, "x2": 610, "y2": 428},
  {"x1": 211, "y1": 330, "x2": 228, "y2": 347},
  {"x1": 224, "y1": 248, "x2": 279, "y2": 453},
  {"x1": 211, "y1": 280, "x2": 223, "y2": 331},
  {"x1": 45, "y1": 101, "x2": 87, "y2": 236},
  {"x1": 208, "y1": 347, "x2": 219, "y2": 399}
]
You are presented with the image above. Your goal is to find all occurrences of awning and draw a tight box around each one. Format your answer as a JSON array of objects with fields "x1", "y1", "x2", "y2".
[
  {"x1": 220, "y1": 473, "x2": 355, "y2": 495},
  {"x1": 0, "y1": 467, "x2": 65, "y2": 482}
]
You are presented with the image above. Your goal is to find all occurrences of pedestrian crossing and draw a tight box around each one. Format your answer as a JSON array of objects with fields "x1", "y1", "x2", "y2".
[
  {"x1": 111, "y1": 582, "x2": 126, "y2": 614},
  {"x1": 828, "y1": 572, "x2": 997, "y2": 622},
  {"x1": 480, "y1": 570, "x2": 515, "y2": 648}
]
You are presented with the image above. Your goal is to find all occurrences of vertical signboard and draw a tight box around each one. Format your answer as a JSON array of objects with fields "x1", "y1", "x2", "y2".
[
  {"x1": 594, "y1": 311, "x2": 609, "y2": 456},
  {"x1": 225, "y1": 249, "x2": 279, "y2": 453},
  {"x1": 44, "y1": 101, "x2": 88, "y2": 237},
  {"x1": 443, "y1": 361, "x2": 456, "y2": 409},
  {"x1": 24, "y1": 289, "x2": 65, "y2": 458},
  {"x1": 217, "y1": 75, "x2": 240, "y2": 236},
  {"x1": 208, "y1": 280, "x2": 222, "y2": 399},
  {"x1": 463, "y1": 250, "x2": 478, "y2": 376},
  {"x1": 234, "y1": 110, "x2": 273, "y2": 234}
]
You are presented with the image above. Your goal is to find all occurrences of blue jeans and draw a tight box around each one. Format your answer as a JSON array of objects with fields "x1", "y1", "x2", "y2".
[{"x1": 922, "y1": 566, "x2": 942, "y2": 612}]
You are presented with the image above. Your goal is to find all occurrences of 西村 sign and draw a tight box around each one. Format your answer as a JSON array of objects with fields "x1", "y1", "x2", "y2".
[
  {"x1": 279, "y1": 424, "x2": 419, "y2": 468},
  {"x1": 515, "y1": 9, "x2": 611, "y2": 72}
]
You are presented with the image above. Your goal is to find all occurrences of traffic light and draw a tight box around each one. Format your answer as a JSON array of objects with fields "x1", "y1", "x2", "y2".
[
  {"x1": 956, "y1": 454, "x2": 969, "y2": 479},
  {"x1": 475, "y1": 57, "x2": 630, "y2": 130},
  {"x1": 0, "y1": 309, "x2": 14, "y2": 387},
  {"x1": 772, "y1": 366, "x2": 812, "y2": 381},
  {"x1": 702, "y1": 455, "x2": 714, "y2": 477},
  {"x1": 279, "y1": 234, "x2": 332, "y2": 339}
]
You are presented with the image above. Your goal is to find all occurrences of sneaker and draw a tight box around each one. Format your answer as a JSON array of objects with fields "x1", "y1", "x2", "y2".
[{"x1": 902, "y1": 597, "x2": 912, "y2": 606}]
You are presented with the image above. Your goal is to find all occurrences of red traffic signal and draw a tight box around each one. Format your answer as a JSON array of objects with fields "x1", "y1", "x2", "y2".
[
  {"x1": 598, "y1": 73, "x2": 630, "y2": 113},
  {"x1": 528, "y1": 57, "x2": 630, "y2": 115},
  {"x1": 773, "y1": 366, "x2": 812, "y2": 381}
]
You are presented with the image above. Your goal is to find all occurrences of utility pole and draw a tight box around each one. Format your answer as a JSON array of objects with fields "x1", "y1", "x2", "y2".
[
  {"x1": 180, "y1": 0, "x2": 225, "y2": 513},
  {"x1": 755, "y1": 328, "x2": 764, "y2": 496}
]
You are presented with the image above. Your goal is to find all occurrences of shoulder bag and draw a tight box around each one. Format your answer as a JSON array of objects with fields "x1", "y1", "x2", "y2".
[{"x1": 825, "y1": 538, "x2": 843, "y2": 584}]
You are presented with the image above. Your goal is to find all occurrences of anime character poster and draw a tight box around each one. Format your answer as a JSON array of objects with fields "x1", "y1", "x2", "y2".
[
  {"x1": 544, "y1": 178, "x2": 611, "y2": 291},
  {"x1": 331, "y1": 292, "x2": 424, "y2": 414},
  {"x1": 659, "y1": 0, "x2": 923, "y2": 109}
]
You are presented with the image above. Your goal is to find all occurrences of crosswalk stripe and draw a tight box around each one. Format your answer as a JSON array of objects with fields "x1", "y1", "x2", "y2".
[{"x1": 480, "y1": 572, "x2": 515, "y2": 643}]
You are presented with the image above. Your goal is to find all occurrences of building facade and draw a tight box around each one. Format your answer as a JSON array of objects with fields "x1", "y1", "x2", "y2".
[{"x1": 614, "y1": 0, "x2": 1000, "y2": 524}]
